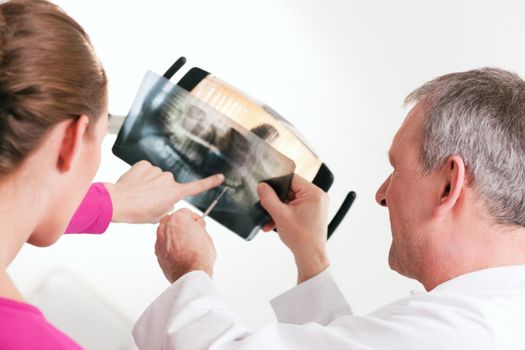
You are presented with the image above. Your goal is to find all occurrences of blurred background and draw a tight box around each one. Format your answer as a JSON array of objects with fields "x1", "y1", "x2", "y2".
[{"x1": 7, "y1": 0, "x2": 525, "y2": 348}]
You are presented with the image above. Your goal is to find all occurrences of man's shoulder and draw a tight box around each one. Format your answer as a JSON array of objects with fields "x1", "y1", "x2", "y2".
[{"x1": 335, "y1": 285, "x2": 525, "y2": 349}]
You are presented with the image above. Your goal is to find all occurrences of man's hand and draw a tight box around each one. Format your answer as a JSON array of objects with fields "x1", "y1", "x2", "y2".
[
  {"x1": 104, "y1": 160, "x2": 224, "y2": 224},
  {"x1": 155, "y1": 209, "x2": 216, "y2": 283},
  {"x1": 257, "y1": 175, "x2": 330, "y2": 283}
]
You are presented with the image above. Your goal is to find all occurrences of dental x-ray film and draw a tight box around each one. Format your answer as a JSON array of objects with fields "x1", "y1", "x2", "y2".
[{"x1": 113, "y1": 71, "x2": 295, "y2": 240}]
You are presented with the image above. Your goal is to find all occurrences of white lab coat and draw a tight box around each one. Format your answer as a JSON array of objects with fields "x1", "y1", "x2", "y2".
[{"x1": 132, "y1": 265, "x2": 525, "y2": 349}]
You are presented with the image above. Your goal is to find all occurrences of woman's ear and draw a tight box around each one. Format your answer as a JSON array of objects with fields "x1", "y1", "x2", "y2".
[
  {"x1": 435, "y1": 155, "x2": 466, "y2": 217},
  {"x1": 57, "y1": 115, "x2": 90, "y2": 172}
]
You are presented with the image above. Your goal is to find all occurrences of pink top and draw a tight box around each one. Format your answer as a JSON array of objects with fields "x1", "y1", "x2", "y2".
[
  {"x1": 0, "y1": 297, "x2": 82, "y2": 349},
  {"x1": 65, "y1": 182, "x2": 113, "y2": 234},
  {"x1": 0, "y1": 183, "x2": 113, "y2": 349}
]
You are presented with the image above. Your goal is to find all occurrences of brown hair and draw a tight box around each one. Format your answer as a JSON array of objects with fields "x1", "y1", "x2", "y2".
[{"x1": 0, "y1": 0, "x2": 107, "y2": 176}]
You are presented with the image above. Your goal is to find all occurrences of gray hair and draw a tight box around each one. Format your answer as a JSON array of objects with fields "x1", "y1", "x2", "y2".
[{"x1": 406, "y1": 68, "x2": 525, "y2": 227}]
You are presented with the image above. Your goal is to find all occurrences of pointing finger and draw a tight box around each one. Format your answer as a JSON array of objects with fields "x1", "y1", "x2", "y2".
[{"x1": 177, "y1": 174, "x2": 225, "y2": 198}]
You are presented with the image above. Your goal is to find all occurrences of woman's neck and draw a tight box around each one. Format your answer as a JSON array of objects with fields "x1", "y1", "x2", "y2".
[
  {"x1": 0, "y1": 270, "x2": 24, "y2": 301},
  {"x1": 0, "y1": 178, "x2": 42, "y2": 265},
  {"x1": 0, "y1": 170, "x2": 48, "y2": 301}
]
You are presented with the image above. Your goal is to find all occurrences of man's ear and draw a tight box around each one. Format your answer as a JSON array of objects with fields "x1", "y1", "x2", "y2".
[
  {"x1": 435, "y1": 155, "x2": 466, "y2": 217},
  {"x1": 57, "y1": 115, "x2": 90, "y2": 172}
]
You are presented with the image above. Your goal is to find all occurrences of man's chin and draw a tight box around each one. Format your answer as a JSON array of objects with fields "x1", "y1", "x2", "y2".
[
  {"x1": 388, "y1": 246, "x2": 406, "y2": 276},
  {"x1": 388, "y1": 249, "x2": 419, "y2": 280},
  {"x1": 388, "y1": 254, "x2": 400, "y2": 273}
]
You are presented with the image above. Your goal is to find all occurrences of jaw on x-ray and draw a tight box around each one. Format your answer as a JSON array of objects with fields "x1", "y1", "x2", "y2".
[{"x1": 113, "y1": 71, "x2": 295, "y2": 240}]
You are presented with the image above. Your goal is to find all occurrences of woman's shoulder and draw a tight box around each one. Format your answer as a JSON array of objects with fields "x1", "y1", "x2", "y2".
[{"x1": 0, "y1": 297, "x2": 82, "y2": 349}]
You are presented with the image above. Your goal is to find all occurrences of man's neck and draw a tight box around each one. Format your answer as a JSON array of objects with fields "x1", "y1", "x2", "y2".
[{"x1": 422, "y1": 223, "x2": 525, "y2": 291}]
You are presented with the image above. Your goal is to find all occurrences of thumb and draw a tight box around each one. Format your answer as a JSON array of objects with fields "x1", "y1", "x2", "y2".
[{"x1": 258, "y1": 183, "x2": 288, "y2": 221}]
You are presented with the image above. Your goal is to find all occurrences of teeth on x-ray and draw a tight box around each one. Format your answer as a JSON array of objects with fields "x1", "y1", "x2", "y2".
[{"x1": 113, "y1": 71, "x2": 295, "y2": 240}]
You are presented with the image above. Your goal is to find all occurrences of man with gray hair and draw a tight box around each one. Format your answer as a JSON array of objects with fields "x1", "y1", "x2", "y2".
[{"x1": 132, "y1": 68, "x2": 525, "y2": 349}]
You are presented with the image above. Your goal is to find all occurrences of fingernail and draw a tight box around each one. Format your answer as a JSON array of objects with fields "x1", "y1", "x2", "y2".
[
  {"x1": 257, "y1": 183, "x2": 267, "y2": 193},
  {"x1": 216, "y1": 174, "x2": 225, "y2": 181}
]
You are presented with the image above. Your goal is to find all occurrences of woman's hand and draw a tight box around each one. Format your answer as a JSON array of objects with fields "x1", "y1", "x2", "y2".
[{"x1": 105, "y1": 160, "x2": 224, "y2": 224}]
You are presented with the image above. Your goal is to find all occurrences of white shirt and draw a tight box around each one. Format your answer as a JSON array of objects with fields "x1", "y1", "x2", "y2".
[{"x1": 132, "y1": 265, "x2": 525, "y2": 349}]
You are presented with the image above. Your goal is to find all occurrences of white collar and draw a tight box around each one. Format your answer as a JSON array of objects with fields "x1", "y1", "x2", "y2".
[{"x1": 431, "y1": 265, "x2": 525, "y2": 294}]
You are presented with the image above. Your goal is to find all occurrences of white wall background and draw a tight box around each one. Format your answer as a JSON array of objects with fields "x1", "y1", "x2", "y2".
[{"x1": 7, "y1": 0, "x2": 525, "y2": 348}]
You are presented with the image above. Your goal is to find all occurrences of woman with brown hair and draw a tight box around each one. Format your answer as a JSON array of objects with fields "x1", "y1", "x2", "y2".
[{"x1": 0, "y1": 0, "x2": 223, "y2": 348}]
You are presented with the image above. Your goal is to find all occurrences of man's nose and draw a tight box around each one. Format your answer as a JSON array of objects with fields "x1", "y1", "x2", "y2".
[{"x1": 375, "y1": 176, "x2": 389, "y2": 207}]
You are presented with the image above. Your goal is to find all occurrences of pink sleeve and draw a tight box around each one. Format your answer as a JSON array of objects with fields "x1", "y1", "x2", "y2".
[{"x1": 65, "y1": 182, "x2": 113, "y2": 234}]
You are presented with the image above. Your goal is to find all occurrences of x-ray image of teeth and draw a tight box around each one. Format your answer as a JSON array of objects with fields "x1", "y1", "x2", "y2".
[{"x1": 113, "y1": 71, "x2": 295, "y2": 240}]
